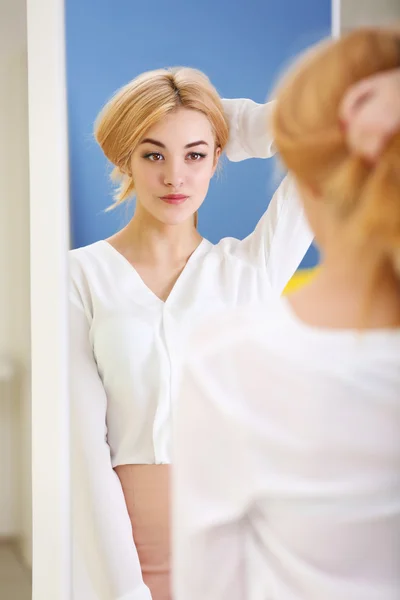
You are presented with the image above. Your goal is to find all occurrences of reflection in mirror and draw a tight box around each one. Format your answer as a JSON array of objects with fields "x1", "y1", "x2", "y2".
[
  {"x1": 0, "y1": 0, "x2": 32, "y2": 599},
  {"x1": 66, "y1": 2, "x2": 330, "y2": 599}
]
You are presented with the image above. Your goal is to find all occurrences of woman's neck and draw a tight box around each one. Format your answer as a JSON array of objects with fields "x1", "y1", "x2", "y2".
[
  {"x1": 288, "y1": 246, "x2": 400, "y2": 329},
  {"x1": 107, "y1": 208, "x2": 203, "y2": 265}
]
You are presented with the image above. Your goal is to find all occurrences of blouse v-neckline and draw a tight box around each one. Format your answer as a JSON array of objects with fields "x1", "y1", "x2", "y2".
[{"x1": 98, "y1": 238, "x2": 212, "y2": 306}]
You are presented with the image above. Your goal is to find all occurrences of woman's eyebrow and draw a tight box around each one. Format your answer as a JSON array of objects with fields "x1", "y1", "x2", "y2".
[
  {"x1": 185, "y1": 140, "x2": 209, "y2": 148},
  {"x1": 139, "y1": 138, "x2": 209, "y2": 149},
  {"x1": 140, "y1": 138, "x2": 165, "y2": 148}
]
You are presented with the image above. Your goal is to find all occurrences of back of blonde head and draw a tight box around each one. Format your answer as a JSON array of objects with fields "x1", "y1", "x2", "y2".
[
  {"x1": 94, "y1": 67, "x2": 229, "y2": 206},
  {"x1": 272, "y1": 28, "x2": 400, "y2": 277}
]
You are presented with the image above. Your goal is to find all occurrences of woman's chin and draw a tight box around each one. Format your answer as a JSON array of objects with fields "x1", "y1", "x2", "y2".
[{"x1": 155, "y1": 207, "x2": 197, "y2": 226}]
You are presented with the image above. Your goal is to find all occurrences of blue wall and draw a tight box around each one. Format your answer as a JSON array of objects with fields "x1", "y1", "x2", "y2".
[{"x1": 66, "y1": 0, "x2": 331, "y2": 267}]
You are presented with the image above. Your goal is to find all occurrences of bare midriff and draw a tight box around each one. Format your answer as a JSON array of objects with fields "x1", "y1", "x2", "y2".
[{"x1": 114, "y1": 464, "x2": 171, "y2": 600}]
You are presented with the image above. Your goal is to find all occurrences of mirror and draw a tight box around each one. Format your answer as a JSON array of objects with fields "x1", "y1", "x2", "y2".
[{"x1": 64, "y1": 2, "x2": 329, "y2": 599}]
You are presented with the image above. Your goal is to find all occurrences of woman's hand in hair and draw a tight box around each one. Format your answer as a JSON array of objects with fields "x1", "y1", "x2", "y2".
[{"x1": 340, "y1": 68, "x2": 400, "y2": 163}]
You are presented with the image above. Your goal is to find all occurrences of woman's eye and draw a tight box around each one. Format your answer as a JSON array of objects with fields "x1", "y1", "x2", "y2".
[
  {"x1": 187, "y1": 152, "x2": 206, "y2": 161},
  {"x1": 144, "y1": 152, "x2": 164, "y2": 161}
]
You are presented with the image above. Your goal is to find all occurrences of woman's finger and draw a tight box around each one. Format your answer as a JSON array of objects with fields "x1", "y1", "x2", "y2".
[{"x1": 339, "y1": 78, "x2": 375, "y2": 123}]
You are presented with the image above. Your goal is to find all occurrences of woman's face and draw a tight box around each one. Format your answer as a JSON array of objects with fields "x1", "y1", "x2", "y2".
[{"x1": 130, "y1": 107, "x2": 220, "y2": 225}]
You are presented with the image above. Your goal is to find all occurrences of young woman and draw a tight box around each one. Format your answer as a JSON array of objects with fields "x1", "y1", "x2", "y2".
[
  {"x1": 69, "y1": 66, "x2": 312, "y2": 599},
  {"x1": 173, "y1": 29, "x2": 400, "y2": 600}
]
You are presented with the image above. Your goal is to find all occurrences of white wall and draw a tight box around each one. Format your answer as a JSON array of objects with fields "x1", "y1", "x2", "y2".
[
  {"x1": 340, "y1": 0, "x2": 400, "y2": 32},
  {"x1": 0, "y1": 0, "x2": 32, "y2": 568}
]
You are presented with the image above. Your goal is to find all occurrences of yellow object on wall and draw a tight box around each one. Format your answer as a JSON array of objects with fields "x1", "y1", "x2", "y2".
[{"x1": 284, "y1": 268, "x2": 317, "y2": 294}]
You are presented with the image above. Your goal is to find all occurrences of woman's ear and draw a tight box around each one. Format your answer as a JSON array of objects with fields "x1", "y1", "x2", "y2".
[{"x1": 119, "y1": 156, "x2": 133, "y2": 176}]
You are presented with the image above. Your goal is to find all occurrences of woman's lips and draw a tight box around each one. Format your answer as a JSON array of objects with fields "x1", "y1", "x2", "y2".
[{"x1": 160, "y1": 194, "x2": 189, "y2": 205}]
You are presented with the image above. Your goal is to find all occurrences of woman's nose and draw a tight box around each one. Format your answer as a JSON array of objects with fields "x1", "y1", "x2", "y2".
[{"x1": 163, "y1": 162, "x2": 184, "y2": 188}]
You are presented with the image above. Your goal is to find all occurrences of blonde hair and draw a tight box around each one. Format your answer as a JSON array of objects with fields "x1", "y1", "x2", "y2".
[
  {"x1": 272, "y1": 28, "x2": 400, "y2": 278},
  {"x1": 94, "y1": 66, "x2": 229, "y2": 214}
]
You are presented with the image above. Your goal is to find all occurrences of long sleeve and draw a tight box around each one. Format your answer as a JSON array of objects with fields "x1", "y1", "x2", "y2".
[
  {"x1": 222, "y1": 98, "x2": 276, "y2": 160},
  {"x1": 240, "y1": 175, "x2": 313, "y2": 294},
  {"x1": 70, "y1": 289, "x2": 152, "y2": 600},
  {"x1": 221, "y1": 98, "x2": 313, "y2": 293}
]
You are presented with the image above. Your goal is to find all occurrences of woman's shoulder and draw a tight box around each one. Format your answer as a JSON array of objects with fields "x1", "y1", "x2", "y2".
[
  {"x1": 69, "y1": 240, "x2": 121, "y2": 281},
  {"x1": 186, "y1": 296, "x2": 400, "y2": 367},
  {"x1": 69, "y1": 240, "x2": 124, "y2": 307},
  {"x1": 69, "y1": 240, "x2": 105, "y2": 268},
  {"x1": 209, "y1": 233, "x2": 267, "y2": 274}
]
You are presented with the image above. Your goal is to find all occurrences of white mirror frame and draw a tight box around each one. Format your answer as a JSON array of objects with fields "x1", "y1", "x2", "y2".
[
  {"x1": 27, "y1": 0, "x2": 71, "y2": 597},
  {"x1": 332, "y1": 0, "x2": 341, "y2": 38}
]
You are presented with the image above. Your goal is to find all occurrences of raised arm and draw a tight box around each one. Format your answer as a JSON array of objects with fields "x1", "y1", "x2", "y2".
[
  {"x1": 241, "y1": 175, "x2": 313, "y2": 294},
  {"x1": 221, "y1": 97, "x2": 313, "y2": 293},
  {"x1": 222, "y1": 98, "x2": 276, "y2": 160},
  {"x1": 70, "y1": 274, "x2": 152, "y2": 600}
]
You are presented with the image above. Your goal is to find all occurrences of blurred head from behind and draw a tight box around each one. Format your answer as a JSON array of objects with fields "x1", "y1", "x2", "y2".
[{"x1": 272, "y1": 28, "x2": 400, "y2": 283}]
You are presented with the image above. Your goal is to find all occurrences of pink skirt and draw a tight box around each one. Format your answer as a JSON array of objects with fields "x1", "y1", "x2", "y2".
[{"x1": 115, "y1": 464, "x2": 171, "y2": 600}]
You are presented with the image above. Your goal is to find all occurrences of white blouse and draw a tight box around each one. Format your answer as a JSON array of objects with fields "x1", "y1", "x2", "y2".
[
  {"x1": 69, "y1": 98, "x2": 312, "y2": 599},
  {"x1": 173, "y1": 300, "x2": 400, "y2": 600}
]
